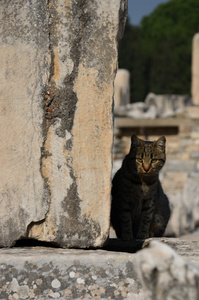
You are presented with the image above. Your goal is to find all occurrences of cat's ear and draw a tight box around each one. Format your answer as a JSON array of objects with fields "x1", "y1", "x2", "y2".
[
  {"x1": 155, "y1": 136, "x2": 166, "y2": 151},
  {"x1": 131, "y1": 135, "x2": 143, "y2": 147}
]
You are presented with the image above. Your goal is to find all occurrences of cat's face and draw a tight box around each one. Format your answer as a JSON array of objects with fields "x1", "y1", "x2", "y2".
[{"x1": 129, "y1": 135, "x2": 166, "y2": 176}]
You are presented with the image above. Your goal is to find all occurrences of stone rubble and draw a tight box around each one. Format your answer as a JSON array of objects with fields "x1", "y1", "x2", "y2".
[
  {"x1": 114, "y1": 92, "x2": 192, "y2": 119},
  {"x1": 136, "y1": 240, "x2": 199, "y2": 300}
]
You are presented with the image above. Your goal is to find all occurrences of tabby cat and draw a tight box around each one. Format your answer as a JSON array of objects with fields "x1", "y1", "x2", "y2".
[{"x1": 111, "y1": 135, "x2": 170, "y2": 240}]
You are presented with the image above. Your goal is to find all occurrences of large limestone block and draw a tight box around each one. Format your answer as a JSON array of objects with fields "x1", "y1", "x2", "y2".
[
  {"x1": 192, "y1": 33, "x2": 199, "y2": 105},
  {"x1": 0, "y1": 1, "x2": 50, "y2": 246},
  {"x1": 0, "y1": 247, "x2": 143, "y2": 299},
  {"x1": 0, "y1": 0, "x2": 127, "y2": 247}
]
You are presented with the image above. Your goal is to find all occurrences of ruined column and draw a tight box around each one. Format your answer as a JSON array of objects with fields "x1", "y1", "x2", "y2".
[
  {"x1": 114, "y1": 69, "x2": 130, "y2": 107},
  {"x1": 192, "y1": 33, "x2": 199, "y2": 105},
  {"x1": 0, "y1": 0, "x2": 127, "y2": 248}
]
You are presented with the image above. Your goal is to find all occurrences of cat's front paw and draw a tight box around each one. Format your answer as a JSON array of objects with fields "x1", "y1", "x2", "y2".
[
  {"x1": 136, "y1": 232, "x2": 149, "y2": 239},
  {"x1": 121, "y1": 231, "x2": 134, "y2": 241}
]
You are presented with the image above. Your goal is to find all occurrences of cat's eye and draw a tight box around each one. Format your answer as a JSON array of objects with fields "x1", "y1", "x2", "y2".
[
  {"x1": 151, "y1": 159, "x2": 157, "y2": 163},
  {"x1": 136, "y1": 158, "x2": 142, "y2": 163}
]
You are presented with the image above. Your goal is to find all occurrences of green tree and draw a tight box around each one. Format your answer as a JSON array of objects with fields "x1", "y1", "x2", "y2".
[
  {"x1": 119, "y1": 0, "x2": 199, "y2": 102},
  {"x1": 118, "y1": 19, "x2": 145, "y2": 102}
]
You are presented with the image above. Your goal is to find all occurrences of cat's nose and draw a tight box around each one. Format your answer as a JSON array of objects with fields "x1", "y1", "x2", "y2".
[{"x1": 143, "y1": 163, "x2": 150, "y2": 172}]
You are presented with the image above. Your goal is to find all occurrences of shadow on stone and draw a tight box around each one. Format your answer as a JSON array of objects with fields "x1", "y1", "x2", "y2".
[
  {"x1": 13, "y1": 237, "x2": 145, "y2": 253},
  {"x1": 13, "y1": 238, "x2": 60, "y2": 248},
  {"x1": 103, "y1": 238, "x2": 145, "y2": 253}
]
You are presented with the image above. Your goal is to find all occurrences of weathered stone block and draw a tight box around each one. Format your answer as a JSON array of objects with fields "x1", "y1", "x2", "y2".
[
  {"x1": 0, "y1": 247, "x2": 143, "y2": 299},
  {"x1": 0, "y1": 0, "x2": 127, "y2": 247},
  {"x1": 0, "y1": 0, "x2": 50, "y2": 247}
]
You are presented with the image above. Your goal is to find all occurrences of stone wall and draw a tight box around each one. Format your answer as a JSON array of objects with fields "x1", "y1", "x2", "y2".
[
  {"x1": 161, "y1": 110, "x2": 199, "y2": 236},
  {"x1": 0, "y1": 0, "x2": 127, "y2": 247}
]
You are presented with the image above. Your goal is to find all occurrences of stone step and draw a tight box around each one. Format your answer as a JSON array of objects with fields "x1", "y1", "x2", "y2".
[
  {"x1": 1, "y1": 238, "x2": 199, "y2": 299},
  {"x1": 0, "y1": 245, "x2": 142, "y2": 300}
]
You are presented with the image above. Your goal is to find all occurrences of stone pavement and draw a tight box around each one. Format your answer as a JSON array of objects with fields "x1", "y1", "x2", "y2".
[
  {"x1": 0, "y1": 244, "x2": 142, "y2": 300},
  {"x1": 1, "y1": 237, "x2": 199, "y2": 299}
]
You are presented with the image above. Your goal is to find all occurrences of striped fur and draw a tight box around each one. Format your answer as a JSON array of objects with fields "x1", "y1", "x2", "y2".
[{"x1": 111, "y1": 135, "x2": 171, "y2": 240}]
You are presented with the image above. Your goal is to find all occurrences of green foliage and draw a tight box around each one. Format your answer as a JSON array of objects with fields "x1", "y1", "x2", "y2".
[{"x1": 118, "y1": 0, "x2": 199, "y2": 102}]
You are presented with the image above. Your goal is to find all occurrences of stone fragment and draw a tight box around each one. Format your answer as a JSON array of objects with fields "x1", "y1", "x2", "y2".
[
  {"x1": 145, "y1": 93, "x2": 192, "y2": 117},
  {"x1": 136, "y1": 240, "x2": 199, "y2": 300},
  {"x1": 114, "y1": 93, "x2": 192, "y2": 119}
]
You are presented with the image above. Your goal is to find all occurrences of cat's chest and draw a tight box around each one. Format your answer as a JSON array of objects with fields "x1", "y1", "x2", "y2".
[
  {"x1": 140, "y1": 183, "x2": 153, "y2": 197},
  {"x1": 129, "y1": 182, "x2": 155, "y2": 201}
]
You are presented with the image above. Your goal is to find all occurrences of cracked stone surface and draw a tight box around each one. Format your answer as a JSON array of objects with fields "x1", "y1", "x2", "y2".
[{"x1": 0, "y1": 0, "x2": 127, "y2": 247}]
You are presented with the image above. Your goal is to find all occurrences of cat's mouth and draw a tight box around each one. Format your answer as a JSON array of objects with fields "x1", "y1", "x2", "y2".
[
  {"x1": 140, "y1": 169, "x2": 154, "y2": 175},
  {"x1": 141, "y1": 172, "x2": 152, "y2": 176}
]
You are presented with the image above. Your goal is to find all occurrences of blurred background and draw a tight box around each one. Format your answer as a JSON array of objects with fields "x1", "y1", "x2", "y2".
[
  {"x1": 119, "y1": 0, "x2": 199, "y2": 103},
  {"x1": 112, "y1": 0, "x2": 199, "y2": 239}
]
